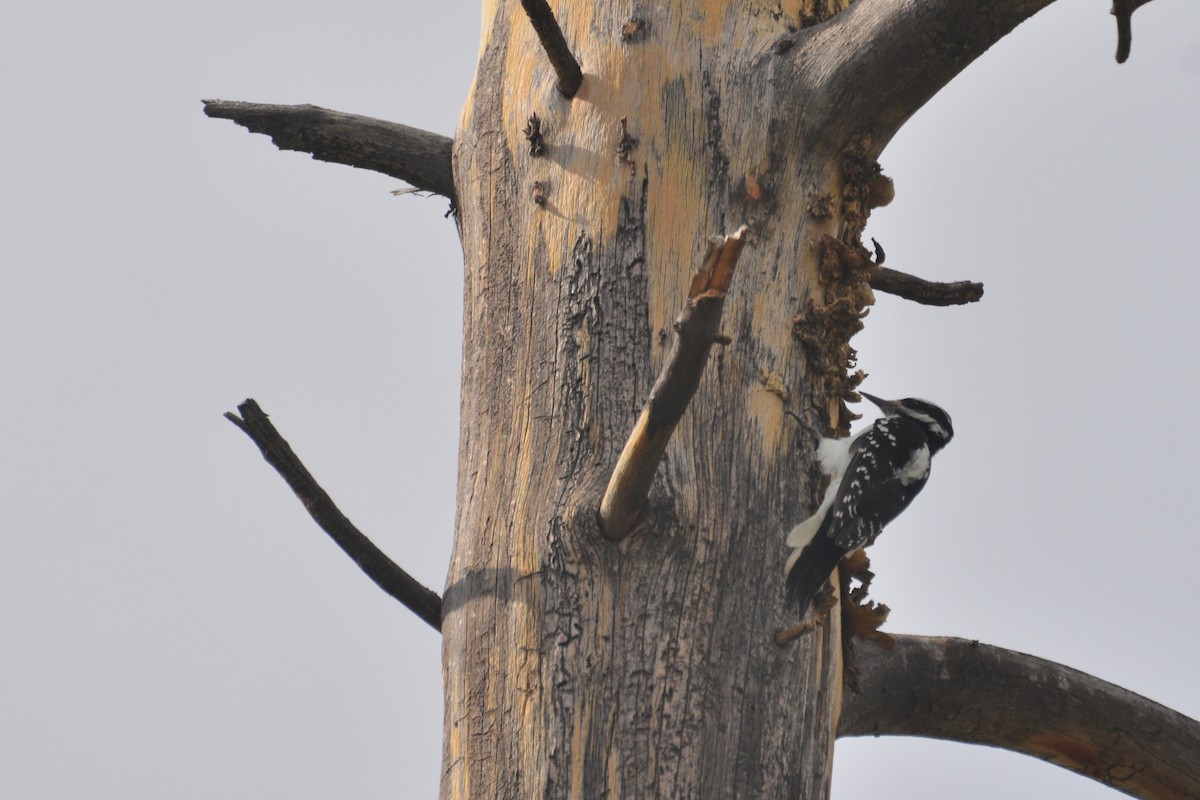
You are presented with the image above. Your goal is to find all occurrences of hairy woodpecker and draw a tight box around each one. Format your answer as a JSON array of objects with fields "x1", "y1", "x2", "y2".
[{"x1": 785, "y1": 393, "x2": 954, "y2": 615}]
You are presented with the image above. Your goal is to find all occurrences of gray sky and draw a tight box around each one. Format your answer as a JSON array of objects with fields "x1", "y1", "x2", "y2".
[{"x1": 3, "y1": 1, "x2": 1197, "y2": 798}]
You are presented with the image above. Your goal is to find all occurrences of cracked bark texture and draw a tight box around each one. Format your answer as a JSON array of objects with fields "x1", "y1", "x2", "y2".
[{"x1": 442, "y1": 1, "x2": 1058, "y2": 797}]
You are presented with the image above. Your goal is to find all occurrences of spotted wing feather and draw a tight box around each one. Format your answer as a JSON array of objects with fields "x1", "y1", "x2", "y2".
[{"x1": 786, "y1": 416, "x2": 932, "y2": 613}]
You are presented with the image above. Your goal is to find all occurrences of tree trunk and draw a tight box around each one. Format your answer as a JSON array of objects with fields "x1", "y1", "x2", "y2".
[{"x1": 442, "y1": 2, "x2": 870, "y2": 797}]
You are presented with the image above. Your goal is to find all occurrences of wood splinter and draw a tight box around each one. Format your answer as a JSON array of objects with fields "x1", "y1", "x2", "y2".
[
  {"x1": 519, "y1": 0, "x2": 584, "y2": 98},
  {"x1": 599, "y1": 226, "x2": 749, "y2": 543},
  {"x1": 225, "y1": 399, "x2": 443, "y2": 631}
]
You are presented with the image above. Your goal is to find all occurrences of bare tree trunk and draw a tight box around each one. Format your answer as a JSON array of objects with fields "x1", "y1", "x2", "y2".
[{"x1": 443, "y1": 2, "x2": 857, "y2": 795}]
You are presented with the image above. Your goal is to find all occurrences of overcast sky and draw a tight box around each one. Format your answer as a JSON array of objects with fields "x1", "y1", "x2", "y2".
[{"x1": 3, "y1": 1, "x2": 1198, "y2": 798}]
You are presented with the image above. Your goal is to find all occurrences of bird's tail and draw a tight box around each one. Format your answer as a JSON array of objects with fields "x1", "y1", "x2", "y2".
[{"x1": 785, "y1": 537, "x2": 843, "y2": 616}]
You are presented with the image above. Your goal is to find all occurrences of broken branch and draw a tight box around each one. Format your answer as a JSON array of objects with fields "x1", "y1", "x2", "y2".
[
  {"x1": 519, "y1": 0, "x2": 584, "y2": 98},
  {"x1": 203, "y1": 100, "x2": 456, "y2": 200},
  {"x1": 867, "y1": 266, "x2": 983, "y2": 306},
  {"x1": 1114, "y1": 0, "x2": 1156, "y2": 63},
  {"x1": 599, "y1": 226, "x2": 748, "y2": 542},
  {"x1": 840, "y1": 634, "x2": 1200, "y2": 800},
  {"x1": 225, "y1": 399, "x2": 443, "y2": 631}
]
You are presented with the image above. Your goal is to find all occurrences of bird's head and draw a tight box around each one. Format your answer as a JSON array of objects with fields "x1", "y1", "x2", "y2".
[{"x1": 860, "y1": 392, "x2": 954, "y2": 454}]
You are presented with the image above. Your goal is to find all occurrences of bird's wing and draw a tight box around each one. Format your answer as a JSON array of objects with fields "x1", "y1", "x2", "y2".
[{"x1": 818, "y1": 416, "x2": 931, "y2": 551}]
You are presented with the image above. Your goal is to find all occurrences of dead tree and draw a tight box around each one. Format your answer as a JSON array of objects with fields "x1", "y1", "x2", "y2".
[{"x1": 208, "y1": 1, "x2": 1199, "y2": 798}]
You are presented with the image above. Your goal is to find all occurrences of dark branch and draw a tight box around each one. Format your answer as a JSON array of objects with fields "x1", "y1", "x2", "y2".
[
  {"x1": 1114, "y1": 0, "x2": 1157, "y2": 63},
  {"x1": 840, "y1": 635, "x2": 1200, "y2": 800},
  {"x1": 203, "y1": 100, "x2": 456, "y2": 201},
  {"x1": 1114, "y1": 0, "x2": 1134, "y2": 62},
  {"x1": 796, "y1": 0, "x2": 1059, "y2": 146},
  {"x1": 225, "y1": 399, "x2": 443, "y2": 631},
  {"x1": 519, "y1": 0, "x2": 584, "y2": 98},
  {"x1": 599, "y1": 227, "x2": 748, "y2": 542},
  {"x1": 867, "y1": 266, "x2": 984, "y2": 306}
]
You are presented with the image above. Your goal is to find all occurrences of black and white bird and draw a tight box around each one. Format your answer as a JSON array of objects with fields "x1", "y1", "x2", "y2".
[{"x1": 785, "y1": 392, "x2": 954, "y2": 615}]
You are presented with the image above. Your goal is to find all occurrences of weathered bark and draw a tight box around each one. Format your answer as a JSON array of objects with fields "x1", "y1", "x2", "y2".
[
  {"x1": 445, "y1": 5, "x2": 840, "y2": 796},
  {"x1": 442, "y1": 1, "x2": 1059, "y2": 798},
  {"x1": 841, "y1": 636, "x2": 1200, "y2": 800}
]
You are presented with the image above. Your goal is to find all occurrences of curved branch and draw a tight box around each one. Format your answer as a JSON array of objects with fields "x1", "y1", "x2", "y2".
[
  {"x1": 796, "y1": 0, "x2": 1058, "y2": 145},
  {"x1": 226, "y1": 399, "x2": 443, "y2": 631},
  {"x1": 203, "y1": 100, "x2": 456, "y2": 200},
  {"x1": 599, "y1": 226, "x2": 748, "y2": 542},
  {"x1": 839, "y1": 634, "x2": 1200, "y2": 800}
]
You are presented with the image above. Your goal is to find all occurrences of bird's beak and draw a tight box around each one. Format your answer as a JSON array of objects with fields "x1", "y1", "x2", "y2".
[{"x1": 859, "y1": 391, "x2": 898, "y2": 415}]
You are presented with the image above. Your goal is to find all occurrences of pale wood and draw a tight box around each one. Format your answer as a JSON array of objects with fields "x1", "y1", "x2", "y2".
[{"x1": 840, "y1": 635, "x2": 1200, "y2": 800}]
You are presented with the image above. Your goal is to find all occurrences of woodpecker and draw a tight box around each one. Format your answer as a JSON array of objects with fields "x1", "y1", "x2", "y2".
[{"x1": 785, "y1": 393, "x2": 954, "y2": 615}]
